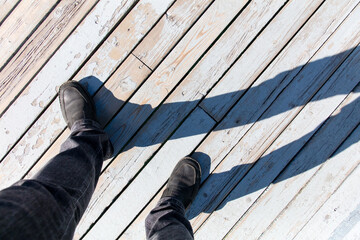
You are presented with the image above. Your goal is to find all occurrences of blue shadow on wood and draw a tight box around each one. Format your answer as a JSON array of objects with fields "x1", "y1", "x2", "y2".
[{"x1": 79, "y1": 46, "x2": 360, "y2": 220}]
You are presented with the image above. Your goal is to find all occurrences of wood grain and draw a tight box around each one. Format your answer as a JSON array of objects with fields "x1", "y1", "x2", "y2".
[
  {"x1": 0, "y1": 0, "x2": 98, "y2": 116},
  {"x1": 84, "y1": 107, "x2": 215, "y2": 239},
  {"x1": 75, "y1": 0, "x2": 285, "y2": 237},
  {"x1": 0, "y1": 0, "x2": 19, "y2": 23},
  {"x1": 253, "y1": 87, "x2": 360, "y2": 240},
  {"x1": 0, "y1": 0, "x2": 58, "y2": 69},
  {"x1": 188, "y1": 0, "x2": 360, "y2": 235},
  {"x1": 293, "y1": 132, "x2": 360, "y2": 240},
  {"x1": 0, "y1": 0, "x2": 136, "y2": 161},
  {"x1": 74, "y1": 0, "x2": 254, "y2": 236},
  {"x1": 133, "y1": 0, "x2": 213, "y2": 69},
  {"x1": 0, "y1": 55, "x2": 150, "y2": 189}
]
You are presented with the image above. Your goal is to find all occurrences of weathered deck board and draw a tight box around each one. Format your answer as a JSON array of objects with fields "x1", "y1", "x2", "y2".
[
  {"x1": 74, "y1": 0, "x2": 252, "y2": 236},
  {"x1": 0, "y1": 0, "x2": 358, "y2": 239},
  {"x1": 197, "y1": 82, "x2": 360, "y2": 239},
  {"x1": 120, "y1": 1, "x2": 328, "y2": 236},
  {"x1": 0, "y1": 0, "x2": 98, "y2": 118},
  {"x1": 0, "y1": 55, "x2": 150, "y2": 189},
  {"x1": 199, "y1": 0, "x2": 324, "y2": 121},
  {"x1": 0, "y1": 0, "x2": 137, "y2": 160},
  {"x1": 0, "y1": 0, "x2": 19, "y2": 23},
  {"x1": 0, "y1": 0, "x2": 208, "y2": 189},
  {"x1": 293, "y1": 129, "x2": 360, "y2": 240},
  {"x1": 75, "y1": 0, "x2": 285, "y2": 237},
  {"x1": 0, "y1": 0, "x2": 98, "y2": 158},
  {"x1": 245, "y1": 85, "x2": 360, "y2": 240},
  {"x1": 120, "y1": 185, "x2": 166, "y2": 239},
  {"x1": 222, "y1": 45, "x2": 360, "y2": 239},
  {"x1": 132, "y1": 0, "x2": 213, "y2": 70},
  {"x1": 0, "y1": 0, "x2": 58, "y2": 69},
  {"x1": 20, "y1": 0, "x2": 175, "y2": 179},
  {"x1": 85, "y1": 107, "x2": 215, "y2": 239},
  {"x1": 188, "y1": 0, "x2": 360, "y2": 234}
]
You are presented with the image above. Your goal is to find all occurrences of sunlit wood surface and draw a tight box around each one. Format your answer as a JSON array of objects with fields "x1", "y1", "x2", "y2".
[{"x1": 0, "y1": 0, "x2": 359, "y2": 239}]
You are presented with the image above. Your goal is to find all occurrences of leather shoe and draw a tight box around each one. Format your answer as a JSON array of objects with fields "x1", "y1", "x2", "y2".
[
  {"x1": 59, "y1": 81, "x2": 96, "y2": 129},
  {"x1": 161, "y1": 156, "x2": 201, "y2": 210}
]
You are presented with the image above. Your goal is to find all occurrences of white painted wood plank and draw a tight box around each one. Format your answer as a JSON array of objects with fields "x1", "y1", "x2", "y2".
[
  {"x1": 192, "y1": 0, "x2": 339, "y2": 183},
  {"x1": 102, "y1": 0, "x2": 249, "y2": 166},
  {"x1": 72, "y1": 0, "x2": 175, "y2": 95},
  {"x1": 258, "y1": 104, "x2": 360, "y2": 239},
  {"x1": 291, "y1": 127, "x2": 360, "y2": 240},
  {"x1": 0, "y1": 55, "x2": 151, "y2": 190},
  {"x1": 119, "y1": 186, "x2": 165, "y2": 239},
  {"x1": 0, "y1": 0, "x2": 58, "y2": 69},
  {"x1": 20, "y1": 0, "x2": 208, "y2": 181},
  {"x1": 0, "y1": 0, "x2": 19, "y2": 23},
  {"x1": 188, "y1": 0, "x2": 360, "y2": 234},
  {"x1": 2, "y1": 0, "x2": 211, "y2": 187},
  {"x1": 196, "y1": 81, "x2": 360, "y2": 240},
  {"x1": 133, "y1": 0, "x2": 213, "y2": 69},
  {"x1": 76, "y1": 0, "x2": 286, "y2": 237},
  {"x1": 226, "y1": 100, "x2": 360, "y2": 239},
  {"x1": 199, "y1": 0, "x2": 328, "y2": 121},
  {"x1": 343, "y1": 219, "x2": 360, "y2": 240},
  {"x1": 0, "y1": 0, "x2": 137, "y2": 159},
  {"x1": 0, "y1": 0, "x2": 171, "y2": 168},
  {"x1": 0, "y1": 0, "x2": 98, "y2": 117},
  {"x1": 84, "y1": 107, "x2": 215, "y2": 240}
]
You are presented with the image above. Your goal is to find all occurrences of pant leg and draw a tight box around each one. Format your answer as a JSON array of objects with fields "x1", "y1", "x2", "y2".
[
  {"x1": 145, "y1": 197, "x2": 194, "y2": 240},
  {"x1": 0, "y1": 119, "x2": 113, "y2": 240}
]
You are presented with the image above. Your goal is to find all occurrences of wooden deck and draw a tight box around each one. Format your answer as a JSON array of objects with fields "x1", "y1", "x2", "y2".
[{"x1": 0, "y1": 0, "x2": 359, "y2": 239}]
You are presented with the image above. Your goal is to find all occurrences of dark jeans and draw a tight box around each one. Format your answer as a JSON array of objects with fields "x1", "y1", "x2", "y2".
[{"x1": 0, "y1": 119, "x2": 193, "y2": 239}]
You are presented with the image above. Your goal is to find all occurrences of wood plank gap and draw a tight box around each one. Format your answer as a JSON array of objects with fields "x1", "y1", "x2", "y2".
[
  {"x1": 132, "y1": 0, "x2": 217, "y2": 70},
  {"x1": 1, "y1": 0, "x2": 206, "y2": 191},
  {"x1": 73, "y1": 0, "x2": 263, "y2": 236},
  {"x1": 0, "y1": 0, "x2": 100, "y2": 118},
  {"x1": 131, "y1": 53, "x2": 152, "y2": 72},
  {"x1": 189, "y1": 0, "x2": 360, "y2": 236},
  {"x1": 0, "y1": 0, "x2": 61, "y2": 71},
  {"x1": 0, "y1": 0, "x2": 139, "y2": 162},
  {"x1": 291, "y1": 125, "x2": 360, "y2": 240},
  {"x1": 77, "y1": 0, "x2": 292, "y2": 237},
  {"x1": 0, "y1": 0, "x2": 20, "y2": 25},
  {"x1": 199, "y1": 0, "x2": 327, "y2": 121}
]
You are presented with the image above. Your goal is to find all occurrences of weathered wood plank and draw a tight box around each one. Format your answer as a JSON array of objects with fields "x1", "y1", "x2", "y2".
[
  {"x1": 0, "y1": 0, "x2": 19, "y2": 23},
  {"x1": 0, "y1": 0, "x2": 137, "y2": 160},
  {"x1": 187, "y1": 0, "x2": 360, "y2": 234},
  {"x1": 119, "y1": 186, "x2": 165, "y2": 239},
  {"x1": 0, "y1": 0, "x2": 98, "y2": 118},
  {"x1": 72, "y1": 0, "x2": 175, "y2": 95},
  {"x1": 84, "y1": 107, "x2": 215, "y2": 239},
  {"x1": 102, "y1": 0, "x2": 249, "y2": 166},
  {"x1": 258, "y1": 126, "x2": 360, "y2": 240},
  {"x1": 75, "y1": 0, "x2": 285, "y2": 237},
  {"x1": 0, "y1": 55, "x2": 151, "y2": 189},
  {"x1": 293, "y1": 152, "x2": 359, "y2": 240},
  {"x1": 197, "y1": 79, "x2": 360, "y2": 239},
  {"x1": 14, "y1": 0, "x2": 187, "y2": 182},
  {"x1": 2, "y1": 0, "x2": 212, "y2": 187},
  {"x1": 0, "y1": 0, "x2": 58, "y2": 69},
  {"x1": 199, "y1": 0, "x2": 351, "y2": 121},
  {"x1": 133, "y1": 0, "x2": 213, "y2": 69},
  {"x1": 226, "y1": 103, "x2": 360, "y2": 240}
]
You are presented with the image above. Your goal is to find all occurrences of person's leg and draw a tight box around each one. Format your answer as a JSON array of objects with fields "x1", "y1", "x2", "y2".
[
  {"x1": 0, "y1": 81, "x2": 113, "y2": 240},
  {"x1": 145, "y1": 157, "x2": 201, "y2": 240}
]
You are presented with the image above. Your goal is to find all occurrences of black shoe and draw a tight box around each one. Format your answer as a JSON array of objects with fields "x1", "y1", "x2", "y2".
[
  {"x1": 161, "y1": 156, "x2": 201, "y2": 210},
  {"x1": 59, "y1": 81, "x2": 96, "y2": 129}
]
